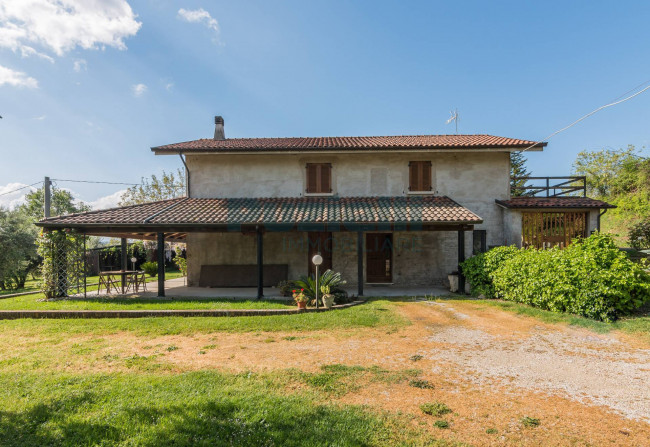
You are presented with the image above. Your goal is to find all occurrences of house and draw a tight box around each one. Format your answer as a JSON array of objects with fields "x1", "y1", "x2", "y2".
[{"x1": 37, "y1": 116, "x2": 614, "y2": 297}]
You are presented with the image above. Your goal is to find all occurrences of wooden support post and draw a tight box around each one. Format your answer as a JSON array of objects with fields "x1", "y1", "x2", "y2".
[
  {"x1": 83, "y1": 236, "x2": 87, "y2": 298},
  {"x1": 458, "y1": 230, "x2": 466, "y2": 294},
  {"x1": 121, "y1": 238, "x2": 127, "y2": 271},
  {"x1": 357, "y1": 231, "x2": 364, "y2": 297},
  {"x1": 257, "y1": 227, "x2": 263, "y2": 299},
  {"x1": 157, "y1": 233, "x2": 165, "y2": 297}
]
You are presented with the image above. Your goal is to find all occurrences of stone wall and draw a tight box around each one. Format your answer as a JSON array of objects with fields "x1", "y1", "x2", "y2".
[{"x1": 187, "y1": 230, "x2": 466, "y2": 287}]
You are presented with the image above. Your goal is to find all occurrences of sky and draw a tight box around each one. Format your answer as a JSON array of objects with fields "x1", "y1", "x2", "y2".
[{"x1": 1, "y1": 0, "x2": 649, "y2": 210}]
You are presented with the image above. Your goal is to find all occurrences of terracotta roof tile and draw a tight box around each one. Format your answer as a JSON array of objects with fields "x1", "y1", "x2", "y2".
[
  {"x1": 39, "y1": 196, "x2": 482, "y2": 227},
  {"x1": 496, "y1": 197, "x2": 615, "y2": 209},
  {"x1": 152, "y1": 134, "x2": 545, "y2": 153}
]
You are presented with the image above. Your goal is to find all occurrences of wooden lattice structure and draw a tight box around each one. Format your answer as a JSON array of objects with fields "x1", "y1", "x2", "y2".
[{"x1": 522, "y1": 212, "x2": 588, "y2": 249}]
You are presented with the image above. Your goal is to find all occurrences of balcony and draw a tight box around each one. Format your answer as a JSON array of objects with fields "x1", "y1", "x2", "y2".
[{"x1": 511, "y1": 176, "x2": 586, "y2": 198}]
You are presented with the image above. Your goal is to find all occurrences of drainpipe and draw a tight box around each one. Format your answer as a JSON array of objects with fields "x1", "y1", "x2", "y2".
[
  {"x1": 178, "y1": 153, "x2": 190, "y2": 197},
  {"x1": 597, "y1": 209, "x2": 608, "y2": 232}
]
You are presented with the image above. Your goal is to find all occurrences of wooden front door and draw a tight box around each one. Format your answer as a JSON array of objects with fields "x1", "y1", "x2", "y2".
[
  {"x1": 308, "y1": 232, "x2": 333, "y2": 277},
  {"x1": 366, "y1": 233, "x2": 393, "y2": 283}
]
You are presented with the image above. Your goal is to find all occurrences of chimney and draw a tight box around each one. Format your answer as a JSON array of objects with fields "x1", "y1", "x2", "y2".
[{"x1": 214, "y1": 116, "x2": 225, "y2": 140}]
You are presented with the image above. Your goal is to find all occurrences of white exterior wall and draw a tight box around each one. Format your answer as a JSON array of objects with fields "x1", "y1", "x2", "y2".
[{"x1": 184, "y1": 151, "x2": 510, "y2": 286}]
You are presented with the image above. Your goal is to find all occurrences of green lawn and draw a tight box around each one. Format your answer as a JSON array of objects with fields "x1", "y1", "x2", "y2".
[
  {"x1": 0, "y1": 295, "x2": 293, "y2": 311},
  {"x1": 0, "y1": 367, "x2": 449, "y2": 447},
  {"x1": 0, "y1": 270, "x2": 185, "y2": 297},
  {"x1": 0, "y1": 299, "x2": 409, "y2": 336},
  {"x1": 0, "y1": 300, "x2": 441, "y2": 446},
  {"x1": 477, "y1": 299, "x2": 650, "y2": 342}
]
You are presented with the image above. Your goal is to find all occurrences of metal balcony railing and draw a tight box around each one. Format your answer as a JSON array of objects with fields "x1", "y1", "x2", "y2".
[{"x1": 511, "y1": 176, "x2": 586, "y2": 198}]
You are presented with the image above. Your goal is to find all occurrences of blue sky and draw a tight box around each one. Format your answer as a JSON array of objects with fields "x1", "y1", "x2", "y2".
[{"x1": 1, "y1": 0, "x2": 649, "y2": 209}]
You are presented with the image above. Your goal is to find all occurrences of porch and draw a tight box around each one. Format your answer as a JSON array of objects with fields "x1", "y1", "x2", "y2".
[
  {"x1": 90, "y1": 276, "x2": 452, "y2": 299},
  {"x1": 36, "y1": 196, "x2": 483, "y2": 299}
]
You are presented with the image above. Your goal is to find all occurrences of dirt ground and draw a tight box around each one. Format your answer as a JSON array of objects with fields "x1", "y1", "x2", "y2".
[{"x1": 18, "y1": 300, "x2": 650, "y2": 446}]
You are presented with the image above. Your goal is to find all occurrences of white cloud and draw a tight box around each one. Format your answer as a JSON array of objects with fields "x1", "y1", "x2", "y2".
[
  {"x1": 131, "y1": 83, "x2": 147, "y2": 97},
  {"x1": 165, "y1": 82, "x2": 174, "y2": 91},
  {"x1": 73, "y1": 58, "x2": 87, "y2": 72},
  {"x1": 0, "y1": 0, "x2": 142, "y2": 57},
  {"x1": 88, "y1": 189, "x2": 126, "y2": 210},
  {"x1": 33, "y1": 114, "x2": 46, "y2": 120},
  {"x1": 0, "y1": 182, "x2": 37, "y2": 209},
  {"x1": 177, "y1": 8, "x2": 222, "y2": 44},
  {"x1": 0, "y1": 64, "x2": 38, "y2": 88}
]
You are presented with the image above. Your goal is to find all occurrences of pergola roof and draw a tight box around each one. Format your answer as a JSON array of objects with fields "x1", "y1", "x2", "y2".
[
  {"x1": 495, "y1": 197, "x2": 615, "y2": 209},
  {"x1": 152, "y1": 134, "x2": 546, "y2": 153},
  {"x1": 36, "y1": 196, "x2": 483, "y2": 239}
]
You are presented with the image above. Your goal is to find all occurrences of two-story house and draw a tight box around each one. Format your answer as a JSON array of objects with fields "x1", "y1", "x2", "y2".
[{"x1": 38, "y1": 116, "x2": 614, "y2": 297}]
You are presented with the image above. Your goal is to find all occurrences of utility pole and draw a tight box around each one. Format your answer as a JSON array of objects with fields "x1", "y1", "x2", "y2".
[{"x1": 44, "y1": 176, "x2": 51, "y2": 218}]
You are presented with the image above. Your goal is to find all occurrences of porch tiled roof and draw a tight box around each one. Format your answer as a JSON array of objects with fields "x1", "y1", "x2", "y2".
[
  {"x1": 39, "y1": 196, "x2": 482, "y2": 227},
  {"x1": 152, "y1": 134, "x2": 545, "y2": 153},
  {"x1": 495, "y1": 197, "x2": 615, "y2": 209}
]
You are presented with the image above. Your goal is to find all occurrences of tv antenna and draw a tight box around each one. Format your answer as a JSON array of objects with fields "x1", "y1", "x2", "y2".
[{"x1": 446, "y1": 109, "x2": 459, "y2": 134}]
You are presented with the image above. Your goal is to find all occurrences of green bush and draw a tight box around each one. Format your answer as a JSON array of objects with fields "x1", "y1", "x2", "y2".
[
  {"x1": 629, "y1": 220, "x2": 650, "y2": 249},
  {"x1": 460, "y1": 246, "x2": 519, "y2": 297},
  {"x1": 461, "y1": 233, "x2": 650, "y2": 322},
  {"x1": 141, "y1": 261, "x2": 158, "y2": 277}
]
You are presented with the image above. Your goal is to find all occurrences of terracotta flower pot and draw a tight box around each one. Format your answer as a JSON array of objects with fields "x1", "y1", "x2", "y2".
[{"x1": 297, "y1": 301, "x2": 307, "y2": 309}]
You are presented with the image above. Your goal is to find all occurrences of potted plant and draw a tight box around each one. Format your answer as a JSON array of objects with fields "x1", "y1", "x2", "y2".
[
  {"x1": 320, "y1": 284, "x2": 335, "y2": 308},
  {"x1": 292, "y1": 289, "x2": 308, "y2": 309}
]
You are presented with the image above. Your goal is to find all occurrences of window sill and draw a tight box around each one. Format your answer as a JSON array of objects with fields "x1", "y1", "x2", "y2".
[
  {"x1": 407, "y1": 191, "x2": 435, "y2": 195},
  {"x1": 304, "y1": 192, "x2": 335, "y2": 197}
]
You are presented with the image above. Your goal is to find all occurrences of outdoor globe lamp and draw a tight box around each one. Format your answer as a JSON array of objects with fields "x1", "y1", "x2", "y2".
[
  {"x1": 130, "y1": 257, "x2": 137, "y2": 271},
  {"x1": 312, "y1": 254, "x2": 323, "y2": 309}
]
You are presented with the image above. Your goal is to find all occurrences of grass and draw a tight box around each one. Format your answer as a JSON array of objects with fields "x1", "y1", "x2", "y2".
[
  {"x1": 420, "y1": 402, "x2": 452, "y2": 417},
  {"x1": 0, "y1": 370, "x2": 454, "y2": 447},
  {"x1": 0, "y1": 295, "x2": 293, "y2": 311},
  {"x1": 477, "y1": 299, "x2": 650, "y2": 342},
  {"x1": 0, "y1": 299, "x2": 408, "y2": 337},
  {"x1": 0, "y1": 270, "x2": 185, "y2": 298}
]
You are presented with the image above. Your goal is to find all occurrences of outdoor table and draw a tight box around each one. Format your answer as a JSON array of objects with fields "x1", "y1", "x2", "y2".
[{"x1": 99, "y1": 270, "x2": 138, "y2": 294}]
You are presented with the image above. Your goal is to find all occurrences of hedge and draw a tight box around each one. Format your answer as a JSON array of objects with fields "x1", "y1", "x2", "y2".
[{"x1": 460, "y1": 233, "x2": 650, "y2": 321}]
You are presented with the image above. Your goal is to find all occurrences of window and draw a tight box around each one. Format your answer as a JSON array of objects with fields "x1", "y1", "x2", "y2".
[
  {"x1": 306, "y1": 163, "x2": 332, "y2": 194},
  {"x1": 408, "y1": 161, "x2": 432, "y2": 192}
]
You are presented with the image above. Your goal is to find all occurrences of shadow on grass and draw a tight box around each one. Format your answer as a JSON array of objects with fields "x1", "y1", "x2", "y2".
[{"x1": 0, "y1": 390, "x2": 391, "y2": 447}]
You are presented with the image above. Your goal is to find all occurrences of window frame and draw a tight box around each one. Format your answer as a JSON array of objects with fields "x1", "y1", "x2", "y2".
[
  {"x1": 305, "y1": 163, "x2": 333, "y2": 195},
  {"x1": 408, "y1": 160, "x2": 433, "y2": 193}
]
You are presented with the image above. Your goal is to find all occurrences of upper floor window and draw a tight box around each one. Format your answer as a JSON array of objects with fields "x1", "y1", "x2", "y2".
[
  {"x1": 306, "y1": 163, "x2": 332, "y2": 194},
  {"x1": 408, "y1": 161, "x2": 432, "y2": 192}
]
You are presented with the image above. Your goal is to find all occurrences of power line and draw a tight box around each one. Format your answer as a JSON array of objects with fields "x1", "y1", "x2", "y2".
[
  {"x1": 522, "y1": 82, "x2": 650, "y2": 153},
  {"x1": 51, "y1": 179, "x2": 140, "y2": 186},
  {"x1": 0, "y1": 181, "x2": 42, "y2": 197}
]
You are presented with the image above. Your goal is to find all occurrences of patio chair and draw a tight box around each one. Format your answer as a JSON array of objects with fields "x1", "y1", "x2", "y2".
[
  {"x1": 98, "y1": 272, "x2": 120, "y2": 295},
  {"x1": 134, "y1": 271, "x2": 147, "y2": 292}
]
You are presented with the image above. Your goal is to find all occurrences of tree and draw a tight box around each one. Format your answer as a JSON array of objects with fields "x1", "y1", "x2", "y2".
[
  {"x1": 510, "y1": 151, "x2": 532, "y2": 197},
  {"x1": 573, "y1": 145, "x2": 650, "y2": 246},
  {"x1": 21, "y1": 186, "x2": 90, "y2": 221},
  {"x1": 0, "y1": 208, "x2": 40, "y2": 290},
  {"x1": 119, "y1": 169, "x2": 186, "y2": 206}
]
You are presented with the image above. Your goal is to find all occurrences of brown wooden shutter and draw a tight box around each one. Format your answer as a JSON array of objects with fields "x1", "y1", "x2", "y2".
[
  {"x1": 321, "y1": 164, "x2": 331, "y2": 193},
  {"x1": 306, "y1": 164, "x2": 318, "y2": 193},
  {"x1": 421, "y1": 161, "x2": 432, "y2": 191},
  {"x1": 307, "y1": 163, "x2": 332, "y2": 193},
  {"x1": 408, "y1": 162, "x2": 418, "y2": 191}
]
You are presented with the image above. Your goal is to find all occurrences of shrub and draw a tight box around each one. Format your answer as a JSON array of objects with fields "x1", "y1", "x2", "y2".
[
  {"x1": 276, "y1": 280, "x2": 297, "y2": 297},
  {"x1": 141, "y1": 261, "x2": 158, "y2": 277},
  {"x1": 460, "y1": 245, "x2": 519, "y2": 297},
  {"x1": 520, "y1": 416, "x2": 540, "y2": 427},
  {"x1": 433, "y1": 420, "x2": 449, "y2": 429},
  {"x1": 629, "y1": 220, "x2": 650, "y2": 249},
  {"x1": 491, "y1": 233, "x2": 650, "y2": 321}
]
